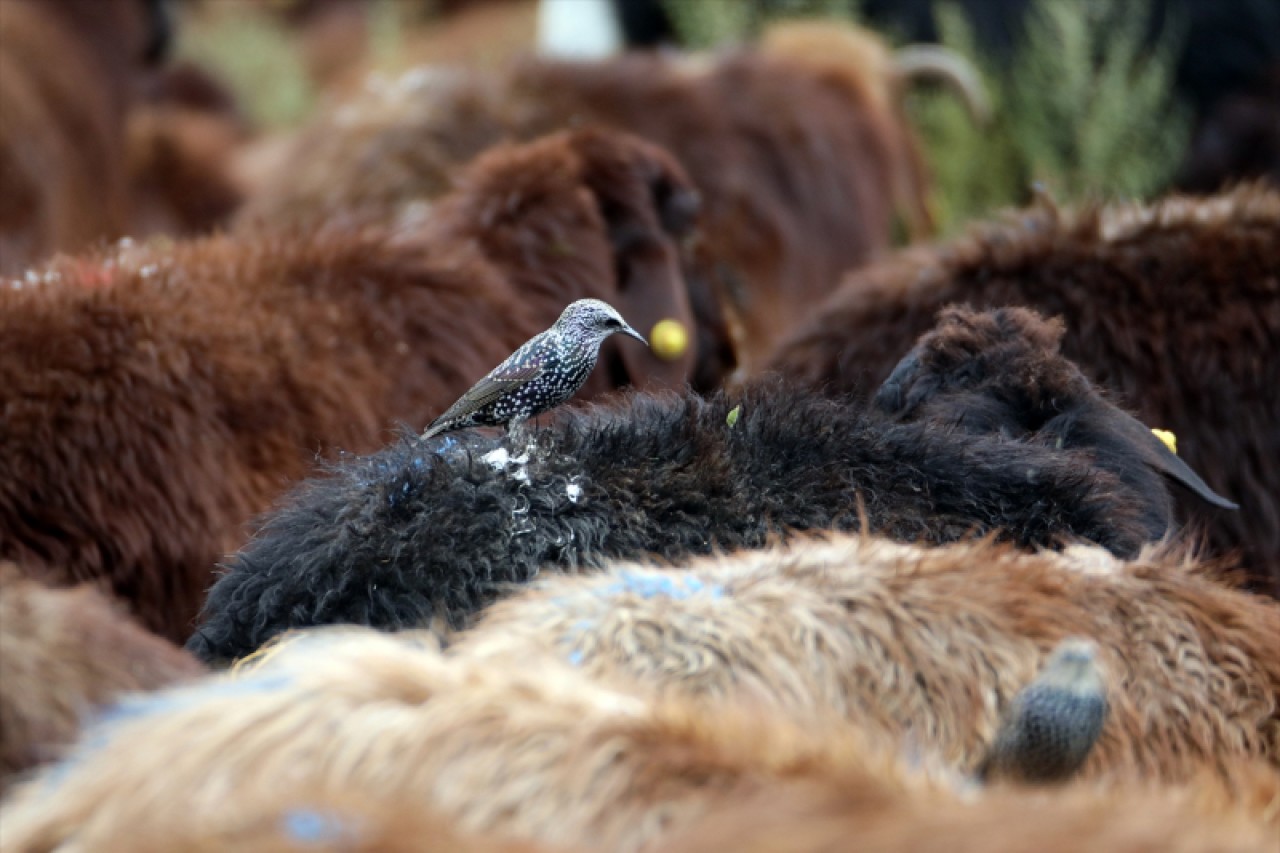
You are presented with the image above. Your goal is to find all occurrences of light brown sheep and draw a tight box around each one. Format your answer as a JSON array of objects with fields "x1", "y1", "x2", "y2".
[
  {"x1": 106, "y1": 787, "x2": 561, "y2": 853},
  {"x1": 0, "y1": 630, "x2": 914, "y2": 852},
  {"x1": 0, "y1": 562, "x2": 204, "y2": 791},
  {"x1": 662, "y1": 766, "x2": 1280, "y2": 853},
  {"x1": 2, "y1": 628, "x2": 1274, "y2": 853},
  {"x1": 452, "y1": 534, "x2": 1280, "y2": 784}
]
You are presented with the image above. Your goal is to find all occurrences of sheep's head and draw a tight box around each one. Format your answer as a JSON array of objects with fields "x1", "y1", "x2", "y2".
[
  {"x1": 562, "y1": 128, "x2": 704, "y2": 393},
  {"x1": 875, "y1": 306, "x2": 1237, "y2": 538}
]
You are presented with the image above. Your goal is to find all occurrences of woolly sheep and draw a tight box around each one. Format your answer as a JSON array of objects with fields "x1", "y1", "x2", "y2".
[
  {"x1": 870, "y1": 305, "x2": 1236, "y2": 534},
  {"x1": 186, "y1": 307, "x2": 1227, "y2": 662},
  {"x1": 0, "y1": 630, "x2": 920, "y2": 852},
  {"x1": 454, "y1": 533, "x2": 1280, "y2": 784},
  {"x1": 86, "y1": 787, "x2": 558, "y2": 853},
  {"x1": 661, "y1": 765, "x2": 1280, "y2": 853},
  {"x1": 0, "y1": 562, "x2": 204, "y2": 791},
  {"x1": 769, "y1": 187, "x2": 1279, "y2": 595},
  {"x1": 8, "y1": 628, "x2": 1251, "y2": 853},
  {"x1": 0, "y1": 0, "x2": 165, "y2": 272},
  {"x1": 0, "y1": 127, "x2": 699, "y2": 641}
]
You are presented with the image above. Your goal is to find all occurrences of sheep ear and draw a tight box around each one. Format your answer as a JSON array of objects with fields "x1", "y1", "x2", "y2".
[
  {"x1": 569, "y1": 130, "x2": 699, "y2": 390},
  {"x1": 873, "y1": 346, "x2": 925, "y2": 415},
  {"x1": 1106, "y1": 408, "x2": 1239, "y2": 510},
  {"x1": 610, "y1": 243, "x2": 696, "y2": 390},
  {"x1": 604, "y1": 207, "x2": 697, "y2": 391}
]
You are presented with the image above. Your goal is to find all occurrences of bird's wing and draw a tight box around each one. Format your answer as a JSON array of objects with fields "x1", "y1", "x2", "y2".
[
  {"x1": 432, "y1": 361, "x2": 546, "y2": 425},
  {"x1": 461, "y1": 362, "x2": 546, "y2": 410}
]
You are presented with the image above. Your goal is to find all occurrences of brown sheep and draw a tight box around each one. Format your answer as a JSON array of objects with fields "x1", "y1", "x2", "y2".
[
  {"x1": 237, "y1": 21, "x2": 982, "y2": 381},
  {"x1": 0, "y1": 562, "x2": 204, "y2": 793},
  {"x1": 109, "y1": 789, "x2": 560, "y2": 853},
  {"x1": 0, "y1": 127, "x2": 699, "y2": 641},
  {"x1": 0, "y1": 0, "x2": 170, "y2": 274},
  {"x1": 0, "y1": 630, "x2": 909, "y2": 852},
  {"x1": 452, "y1": 534, "x2": 1280, "y2": 785},
  {"x1": 768, "y1": 186, "x2": 1280, "y2": 596},
  {"x1": 662, "y1": 767, "x2": 1280, "y2": 853},
  {"x1": 125, "y1": 61, "x2": 251, "y2": 240},
  {"x1": 2, "y1": 628, "x2": 1275, "y2": 853}
]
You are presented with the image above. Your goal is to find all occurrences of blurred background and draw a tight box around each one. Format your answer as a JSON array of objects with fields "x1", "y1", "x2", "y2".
[
  {"x1": 3, "y1": 0, "x2": 1277, "y2": 278},
  {"x1": 3, "y1": 0, "x2": 1280, "y2": 824},
  {"x1": 173, "y1": 0, "x2": 1278, "y2": 230}
]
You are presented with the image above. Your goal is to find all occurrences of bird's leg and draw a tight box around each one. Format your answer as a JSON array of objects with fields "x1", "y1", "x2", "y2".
[{"x1": 506, "y1": 416, "x2": 529, "y2": 446}]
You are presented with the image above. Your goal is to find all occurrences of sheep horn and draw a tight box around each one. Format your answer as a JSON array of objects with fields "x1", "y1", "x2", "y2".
[
  {"x1": 894, "y1": 44, "x2": 992, "y2": 125},
  {"x1": 1101, "y1": 405, "x2": 1239, "y2": 511}
]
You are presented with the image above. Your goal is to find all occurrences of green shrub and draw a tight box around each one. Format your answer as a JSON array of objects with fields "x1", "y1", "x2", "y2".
[
  {"x1": 664, "y1": 0, "x2": 1191, "y2": 233},
  {"x1": 662, "y1": 0, "x2": 861, "y2": 49},
  {"x1": 176, "y1": 4, "x2": 318, "y2": 131},
  {"x1": 917, "y1": 0, "x2": 1189, "y2": 229}
]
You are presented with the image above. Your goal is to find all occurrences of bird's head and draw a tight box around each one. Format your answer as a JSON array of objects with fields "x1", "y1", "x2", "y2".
[
  {"x1": 556, "y1": 299, "x2": 648, "y2": 347},
  {"x1": 1036, "y1": 638, "x2": 1106, "y2": 697}
]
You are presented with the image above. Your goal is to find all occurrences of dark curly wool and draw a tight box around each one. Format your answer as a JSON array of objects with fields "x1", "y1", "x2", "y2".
[
  {"x1": 770, "y1": 188, "x2": 1278, "y2": 595},
  {"x1": 875, "y1": 307, "x2": 1236, "y2": 541},
  {"x1": 188, "y1": 376, "x2": 1175, "y2": 663}
]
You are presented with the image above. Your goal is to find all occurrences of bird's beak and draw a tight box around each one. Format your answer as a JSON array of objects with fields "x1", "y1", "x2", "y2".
[{"x1": 621, "y1": 324, "x2": 648, "y2": 346}]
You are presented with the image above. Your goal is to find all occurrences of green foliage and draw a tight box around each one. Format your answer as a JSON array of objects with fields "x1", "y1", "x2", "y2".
[
  {"x1": 368, "y1": 0, "x2": 407, "y2": 71},
  {"x1": 663, "y1": 0, "x2": 1191, "y2": 233},
  {"x1": 661, "y1": 0, "x2": 755, "y2": 48},
  {"x1": 175, "y1": 5, "x2": 317, "y2": 131},
  {"x1": 911, "y1": 0, "x2": 1193, "y2": 227},
  {"x1": 904, "y1": 5, "x2": 1025, "y2": 231},
  {"x1": 662, "y1": 0, "x2": 860, "y2": 48},
  {"x1": 977, "y1": 0, "x2": 1189, "y2": 208}
]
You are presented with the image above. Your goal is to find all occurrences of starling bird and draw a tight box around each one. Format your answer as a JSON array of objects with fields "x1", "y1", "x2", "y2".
[
  {"x1": 422, "y1": 299, "x2": 648, "y2": 440},
  {"x1": 975, "y1": 638, "x2": 1109, "y2": 784}
]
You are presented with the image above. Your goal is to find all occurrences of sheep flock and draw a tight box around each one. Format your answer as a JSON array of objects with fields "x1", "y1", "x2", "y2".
[{"x1": 1, "y1": 2, "x2": 1278, "y2": 851}]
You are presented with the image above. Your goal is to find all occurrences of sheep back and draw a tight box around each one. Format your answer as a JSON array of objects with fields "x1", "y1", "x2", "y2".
[{"x1": 188, "y1": 379, "x2": 1159, "y2": 663}]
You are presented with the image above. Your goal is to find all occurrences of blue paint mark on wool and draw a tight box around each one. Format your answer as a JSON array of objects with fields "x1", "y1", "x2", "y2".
[
  {"x1": 387, "y1": 476, "x2": 416, "y2": 507},
  {"x1": 91, "y1": 673, "x2": 295, "y2": 729},
  {"x1": 599, "y1": 571, "x2": 724, "y2": 600},
  {"x1": 40, "y1": 673, "x2": 296, "y2": 794},
  {"x1": 282, "y1": 809, "x2": 356, "y2": 845}
]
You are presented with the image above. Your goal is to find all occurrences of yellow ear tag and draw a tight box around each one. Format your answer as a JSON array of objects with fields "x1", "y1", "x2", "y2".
[
  {"x1": 1151, "y1": 428, "x2": 1177, "y2": 455},
  {"x1": 650, "y1": 319, "x2": 689, "y2": 362}
]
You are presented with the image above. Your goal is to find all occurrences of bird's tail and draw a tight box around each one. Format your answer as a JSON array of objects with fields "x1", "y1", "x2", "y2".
[
  {"x1": 975, "y1": 638, "x2": 1109, "y2": 784},
  {"x1": 421, "y1": 421, "x2": 447, "y2": 440}
]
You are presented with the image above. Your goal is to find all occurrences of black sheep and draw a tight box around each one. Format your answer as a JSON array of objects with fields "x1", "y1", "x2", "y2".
[
  {"x1": 769, "y1": 189, "x2": 1276, "y2": 594},
  {"x1": 186, "y1": 308, "x2": 1229, "y2": 663},
  {"x1": 874, "y1": 306, "x2": 1235, "y2": 540}
]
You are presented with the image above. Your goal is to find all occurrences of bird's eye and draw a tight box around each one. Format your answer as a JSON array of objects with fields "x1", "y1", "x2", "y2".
[{"x1": 606, "y1": 318, "x2": 621, "y2": 327}]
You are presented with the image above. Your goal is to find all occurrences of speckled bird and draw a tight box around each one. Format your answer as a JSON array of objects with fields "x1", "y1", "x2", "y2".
[
  {"x1": 421, "y1": 299, "x2": 648, "y2": 440},
  {"x1": 976, "y1": 638, "x2": 1109, "y2": 784}
]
